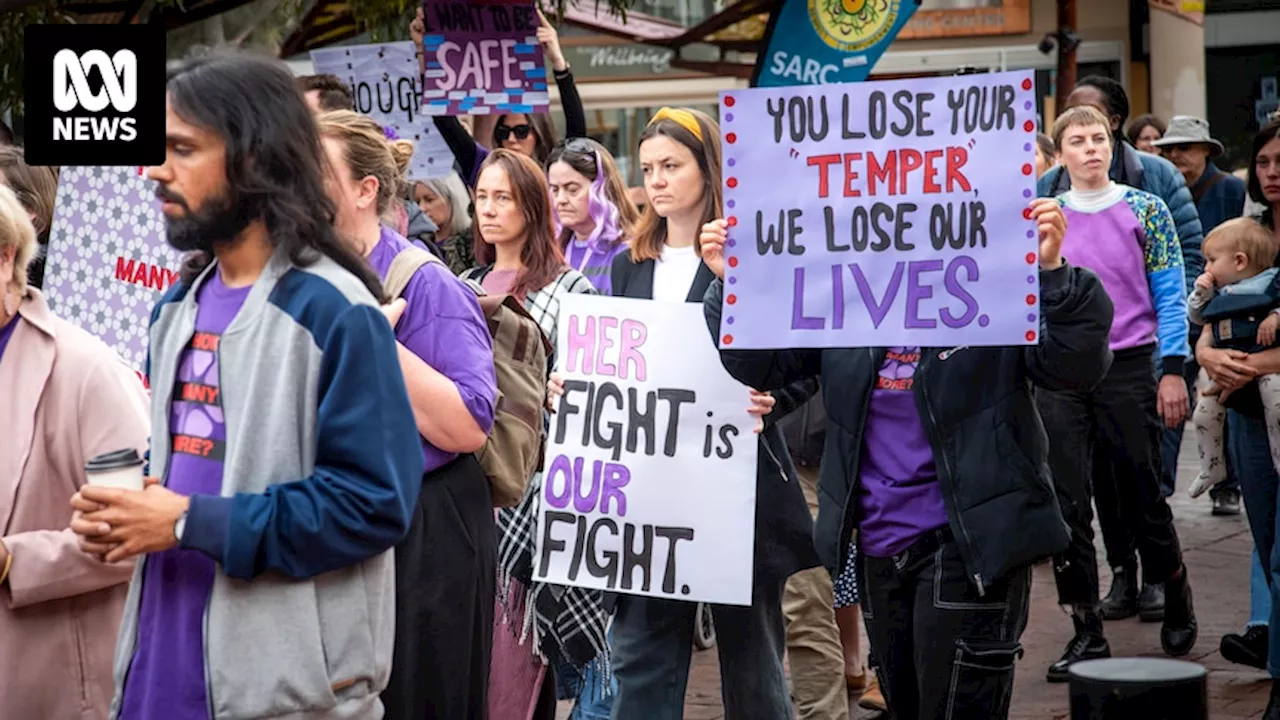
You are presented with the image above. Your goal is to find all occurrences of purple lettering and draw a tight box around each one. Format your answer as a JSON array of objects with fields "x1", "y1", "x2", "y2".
[
  {"x1": 941, "y1": 256, "x2": 981, "y2": 327},
  {"x1": 544, "y1": 454, "x2": 573, "y2": 508},
  {"x1": 600, "y1": 463, "x2": 631, "y2": 517},
  {"x1": 574, "y1": 460, "x2": 603, "y2": 513},
  {"x1": 791, "y1": 267, "x2": 825, "y2": 330},
  {"x1": 905, "y1": 259, "x2": 943, "y2": 329},
  {"x1": 849, "y1": 262, "x2": 904, "y2": 328}
]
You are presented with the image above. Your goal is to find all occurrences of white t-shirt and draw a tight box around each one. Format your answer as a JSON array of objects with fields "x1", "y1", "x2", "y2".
[{"x1": 651, "y1": 243, "x2": 701, "y2": 302}]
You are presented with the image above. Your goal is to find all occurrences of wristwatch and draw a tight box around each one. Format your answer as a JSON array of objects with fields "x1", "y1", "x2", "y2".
[{"x1": 174, "y1": 510, "x2": 188, "y2": 543}]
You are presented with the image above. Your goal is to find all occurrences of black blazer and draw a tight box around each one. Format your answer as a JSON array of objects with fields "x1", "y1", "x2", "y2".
[{"x1": 610, "y1": 252, "x2": 820, "y2": 586}]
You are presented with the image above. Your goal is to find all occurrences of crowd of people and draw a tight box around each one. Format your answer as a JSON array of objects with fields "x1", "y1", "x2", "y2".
[{"x1": 1, "y1": 18, "x2": 1280, "y2": 720}]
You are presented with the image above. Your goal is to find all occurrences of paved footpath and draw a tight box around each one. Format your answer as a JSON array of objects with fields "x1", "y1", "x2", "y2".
[{"x1": 560, "y1": 430, "x2": 1272, "y2": 719}]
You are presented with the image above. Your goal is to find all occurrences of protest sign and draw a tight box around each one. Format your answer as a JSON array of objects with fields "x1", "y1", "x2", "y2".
[
  {"x1": 717, "y1": 70, "x2": 1041, "y2": 349},
  {"x1": 43, "y1": 165, "x2": 179, "y2": 373},
  {"x1": 419, "y1": 0, "x2": 550, "y2": 115},
  {"x1": 753, "y1": 0, "x2": 919, "y2": 87},
  {"x1": 310, "y1": 42, "x2": 456, "y2": 180},
  {"x1": 534, "y1": 295, "x2": 758, "y2": 606}
]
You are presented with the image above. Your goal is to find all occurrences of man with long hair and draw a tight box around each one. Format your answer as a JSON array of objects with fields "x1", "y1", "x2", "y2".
[{"x1": 69, "y1": 52, "x2": 424, "y2": 719}]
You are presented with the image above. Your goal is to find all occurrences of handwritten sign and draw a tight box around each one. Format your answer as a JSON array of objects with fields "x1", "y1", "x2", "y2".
[
  {"x1": 310, "y1": 42, "x2": 456, "y2": 180},
  {"x1": 43, "y1": 165, "x2": 180, "y2": 372},
  {"x1": 718, "y1": 71, "x2": 1041, "y2": 349},
  {"x1": 419, "y1": 0, "x2": 550, "y2": 115},
  {"x1": 534, "y1": 295, "x2": 758, "y2": 606}
]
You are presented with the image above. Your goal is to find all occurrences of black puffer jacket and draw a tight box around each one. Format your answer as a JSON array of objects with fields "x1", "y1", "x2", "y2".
[{"x1": 704, "y1": 264, "x2": 1114, "y2": 593}]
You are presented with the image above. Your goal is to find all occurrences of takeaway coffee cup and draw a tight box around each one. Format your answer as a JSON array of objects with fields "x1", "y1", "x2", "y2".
[{"x1": 84, "y1": 448, "x2": 145, "y2": 491}]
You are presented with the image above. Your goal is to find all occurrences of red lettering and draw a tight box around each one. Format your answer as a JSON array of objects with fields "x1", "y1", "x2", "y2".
[
  {"x1": 191, "y1": 333, "x2": 219, "y2": 352},
  {"x1": 115, "y1": 256, "x2": 135, "y2": 282},
  {"x1": 923, "y1": 149, "x2": 944, "y2": 194},
  {"x1": 867, "y1": 152, "x2": 895, "y2": 196},
  {"x1": 897, "y1": 150, "x2": 923, "y2": 195},
  {"x1": 147, "y1": 264, "x2": 165, "y2": 290},
  {"x1": 806, "y1": 153, "x2": 841, "y2": 199},
  {"x1": 946, "y1": 147, "x2": 973, "y2": 192},
  {"x1": 842, "y1": 152, "x2": 862, "y2": 198},
  {"x1": 131, "y1": 262, "x2": 147, "y2": 285}
]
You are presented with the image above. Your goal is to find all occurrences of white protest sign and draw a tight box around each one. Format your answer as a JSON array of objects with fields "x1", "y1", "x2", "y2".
[
  {"x1": 310, "y1": 42, "x2": 456, "y2": 180},
  {"x1": 533, "y1": 295, "x2": 758, "y2": 606}
]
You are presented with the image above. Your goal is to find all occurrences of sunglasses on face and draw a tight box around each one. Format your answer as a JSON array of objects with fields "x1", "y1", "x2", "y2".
[{"x1": 495, "y1": 124, "x2": 533, "y2": 142}]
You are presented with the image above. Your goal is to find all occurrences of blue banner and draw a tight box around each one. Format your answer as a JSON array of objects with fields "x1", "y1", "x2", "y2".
[{"x1": 752, "y1": 0, "x2": 920, "y2": 88}]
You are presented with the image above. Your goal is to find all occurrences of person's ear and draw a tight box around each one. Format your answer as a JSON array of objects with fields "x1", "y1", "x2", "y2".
[
  {"x1": 358, "y1": 175, "x2": 380, "y2": 211},
  {"x1": 1235, "y1": 251, "x2": 1249, "y2": 271}
]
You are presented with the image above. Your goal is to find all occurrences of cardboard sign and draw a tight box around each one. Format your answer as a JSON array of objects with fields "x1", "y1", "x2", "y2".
[
  {"x1": 419, "y1": 0, "x2": 550, "y2": 115},
  {"x1": 534, "y1": 295, "x2": 759, "y2": 606},
  {"x1": 717, "y1": 71, "x2": 1042, "y2": 349}
]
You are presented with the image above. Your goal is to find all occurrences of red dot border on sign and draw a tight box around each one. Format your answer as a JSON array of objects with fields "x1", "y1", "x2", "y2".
[
  {"x1": 727, "y1": 216, "x2": 738, "y2": 227},
  {"x1": 727, "y1": 178, "x2": 738, "y2": 188},
  {"x1": 1025, "y1": 294, "x2": 1036, "y2": 305},
  {"x1": 728, "y1": 256, "x2": 739, "y2": 268},
  {"x1": 1025, "y1": 252, "x2": 1037, "y2": 264},
  {"x1": 726, "y1": 132, "x2": 737, "y2": 144},
  {"x1": 1021, "y1": 78, "x2": 1033, "y2": 91},
  {"x1": 727, "y1": 294, "x2": 737, "y2": 305},
  {"x1": 723, "y1": 334, "x2": 734, "y2": 345},
  {"x1": 1026, "y1": 330, "x2": 1037, "y2": 342},
  {"x1": 725, "y1": 96, "x2": 736, "y2": 107},
  {"x1": 1022, "y1": 208, "x2": 1033, "y2": 220},
  {"x1": 1023, "y1": 120, "x2": 1035, "y2": 132},
  {"x1": 1021, "y1": 164, "x2": 1033, "y2": 176}
]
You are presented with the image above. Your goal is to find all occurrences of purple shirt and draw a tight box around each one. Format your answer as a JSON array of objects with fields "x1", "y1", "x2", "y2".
[
  {"x1": 368, "y1": 227, "x2": 497, "y2": 472},
  {"x1": 120, "y1": 270, "x2": 250, "y2": 719},
  {"x1": 855, "y1": 347, "x2": 949, "y2": 558},
  {"x1": 0, "y1": 313, "x2": 18, "y2": 363}
]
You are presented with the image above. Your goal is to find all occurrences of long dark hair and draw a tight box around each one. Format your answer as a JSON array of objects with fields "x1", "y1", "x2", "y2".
[
  {"x1": 1247, "y1": 118, "x2": 1280, "y2": 230},
  {"x1": 166, "y1": 52, "x2": 385, "y2": 301},
  {"x1": 473, "y1": 149, "x2": 566, "y2": 299}
]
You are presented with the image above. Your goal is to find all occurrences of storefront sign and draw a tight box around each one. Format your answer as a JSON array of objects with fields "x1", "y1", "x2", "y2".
[
  {"x1": 716, "y1": 70, "x2": 1042, "y2": 349},
  {"x1": 534, "y1": 295, "x2": 758, "y2": 606},
  {"x1": 897, "y1": 0, "x2": 1031, "y2": 40},
  {"x1": 753, "y1": 0, "x2": 920, "y2": 87}
]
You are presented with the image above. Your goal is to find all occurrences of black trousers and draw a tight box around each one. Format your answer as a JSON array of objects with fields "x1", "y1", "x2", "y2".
[
  {"x1": 382, "y1": 454, "x2": 497, "y2": 720},
  {"x1": 861, "y1": 530, "x2": 1031, "y2": 720},
  {"x1": 1036, "y1": 347, "x2": 1184, "y2": 606}
]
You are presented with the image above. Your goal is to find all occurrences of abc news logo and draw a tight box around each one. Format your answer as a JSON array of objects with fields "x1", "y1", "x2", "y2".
[
  {"x1": 53, "y1": 49, "x2": 139, "y2": 142},
  {"x1": 24, "y1": 25, "x2": 163, "y2": 166}
]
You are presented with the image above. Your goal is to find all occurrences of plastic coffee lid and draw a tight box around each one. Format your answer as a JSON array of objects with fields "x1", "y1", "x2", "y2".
[
  {"x1": 1069, "y1": 658, "x2": 1206, "y2": 683},
  {"x1": 85, "y1": 448, "x2": 143, "y2": 472}
]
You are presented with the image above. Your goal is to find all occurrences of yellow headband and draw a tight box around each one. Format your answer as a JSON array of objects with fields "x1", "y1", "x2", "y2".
[{"x1": 648, "y1": 107, "x2": 703, "y2": 141}]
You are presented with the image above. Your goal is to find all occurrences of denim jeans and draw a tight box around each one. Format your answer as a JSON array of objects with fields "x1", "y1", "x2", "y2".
[
  {"x1": 556, "y1": 651, "x2": 615, "y2": 720},
  {"x1": 860, "y1": 529, "x2": 1031, "y2": 720},
  {"x1": 1251, "y1": 549, "x2": 1271, "y2": 629},
  {"x1": 610, "y1": 582, "x2": 792, "y2": 720},
  {"x1": 1227, "y1": 409, "x2": 1280, "y2": 675}
]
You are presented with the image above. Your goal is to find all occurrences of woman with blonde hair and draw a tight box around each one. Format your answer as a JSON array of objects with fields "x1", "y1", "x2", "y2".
[
  {"x1": 0, "y1": 146, "x2": 58, "y2": 288},
  {"x1": 0, "y1": 182, "x2": 150, "y2": 719},
  {"x1": 316, "y1": 109, "x2": 500, "y2": 718},
  {"x1": 414, "y1": 171, "x2": 476, "y2": 275},
  {"x1": 546, "y1": 137, "x2": 638, "y2": 295}
]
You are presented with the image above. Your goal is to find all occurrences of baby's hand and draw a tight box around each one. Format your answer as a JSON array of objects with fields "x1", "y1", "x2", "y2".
[
  {"x1": 1194, "y1": 272, "x2": 1215, "y2": 291},
  {"x1": 1259, "y1": 312, "x2": 1280, "y2": 347}
]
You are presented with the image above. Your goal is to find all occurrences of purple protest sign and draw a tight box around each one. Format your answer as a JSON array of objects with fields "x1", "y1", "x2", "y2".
[
  {"x1": 43, "y1": 165, "x2": 180, "y2": 373},
  {"x1": 420, "y1": 0, "x2": 550, "y2": 115},
  {"x1": 718, "y1": 71, "x2": 1041, "y2": 350}
]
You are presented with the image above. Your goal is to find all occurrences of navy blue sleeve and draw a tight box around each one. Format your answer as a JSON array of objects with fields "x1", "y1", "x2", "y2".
[{"x1": 181, "y1": 303, "x2": 424, "y2": 580}]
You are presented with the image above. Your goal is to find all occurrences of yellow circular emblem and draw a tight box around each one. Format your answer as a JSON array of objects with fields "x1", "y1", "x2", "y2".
[{"x1": 808, "y1": 0, "x2": 897, "y2": 53}]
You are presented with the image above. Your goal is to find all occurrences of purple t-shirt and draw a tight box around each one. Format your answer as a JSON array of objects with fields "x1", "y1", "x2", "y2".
[
  {"x1": 119, "y1": 271, "x2": 250, "y2": 720},
  {"x1": 0, "y1": 313, "x2": 18, "y2": 363},
  {"x1": 368, "y1": 227, "x2": 497, "y2": 472},
  {"x1": 855, "y1": 347, "x2": 949, "y2": 558}
]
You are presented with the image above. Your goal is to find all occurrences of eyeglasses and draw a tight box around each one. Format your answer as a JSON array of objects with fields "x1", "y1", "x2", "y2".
[{"x1": 495, "y1": 124, "x2": 533, "y2": 142}]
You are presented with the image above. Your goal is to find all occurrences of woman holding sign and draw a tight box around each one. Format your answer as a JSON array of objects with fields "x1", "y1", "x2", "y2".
[
  {"x1": 700, "y1": 196, "x2": 1114, "y2": 717},
  {"x1": 602, "y1": 106, "x2": 821, "y2": 720}
]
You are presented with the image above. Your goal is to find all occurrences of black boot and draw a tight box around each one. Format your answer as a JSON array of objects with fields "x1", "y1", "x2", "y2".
[
  {"x1": 1047, "y1": 606, "x2": 1111, "y2": 683},
  {"x1": 1161, "y1": 566, "x2": 1197, "y2": 656},
  {"x1": 1099, "y1": 563, "x2": 1139, "y2": 620},
  {"x1": 1220, "y1": 625, "x2": 1269, "y2": 670},
  {"x1": 1138, "y1": 582, "x2": 1166, "y2": 622},
  {"x1": 1266, "y1": 679, "x2": 1280, "y2": 720}
]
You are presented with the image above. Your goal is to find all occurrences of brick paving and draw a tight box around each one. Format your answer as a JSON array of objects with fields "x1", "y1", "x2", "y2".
[{"x1": 559, "y1": 430, "x2": 1272, "y2": 718}]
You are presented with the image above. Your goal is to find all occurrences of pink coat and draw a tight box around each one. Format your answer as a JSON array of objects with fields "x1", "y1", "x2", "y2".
[{"x1": 0, "y1": 289, "x2": 149, "y2": 720}]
